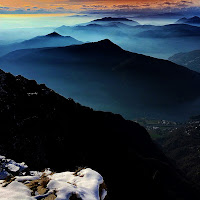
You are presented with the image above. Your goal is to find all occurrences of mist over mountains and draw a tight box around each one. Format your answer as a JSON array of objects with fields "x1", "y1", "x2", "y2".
[
  {"x1": 0, "y1": 17, "x2": 200, "y2": 121},
  {"x1": 1, "y1": 39, "x2": 200, "y2": 120},
  {"x1": 53, "y1": 17, "x2": 200, "y2": 59},
  {"x1": 1, "y1": 17, "x2": 200, "y2": 59},
  {"x1": 136, "y1": 24, "x2": 200, "y2": 38},
  {"x1": 0, "y1": 32, "x2": 82, "y2": 57}
]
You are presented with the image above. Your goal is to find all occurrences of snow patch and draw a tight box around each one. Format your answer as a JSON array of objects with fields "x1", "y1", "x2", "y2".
[
  {"x1": 0, "y1": 156, "x2": 107, "y2": 200},
  {"x1": 48, "y1": 168, "x2": 104, "y2": 200}
]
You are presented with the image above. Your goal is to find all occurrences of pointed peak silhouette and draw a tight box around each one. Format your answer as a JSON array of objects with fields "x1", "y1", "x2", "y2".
[{"x1": 46, "y1": 32, "x2": 62, "y2": 37}]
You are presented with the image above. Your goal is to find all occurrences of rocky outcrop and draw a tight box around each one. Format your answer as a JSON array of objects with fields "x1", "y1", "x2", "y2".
[{"x1": 0, "y1": 155, "x2": 28, "y2": 180}]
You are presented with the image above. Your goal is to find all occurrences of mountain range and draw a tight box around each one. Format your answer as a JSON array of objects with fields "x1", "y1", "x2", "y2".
[
  {"x1": 55, "y1": 22, "x2": 130, "y2": 42},
  {"x1": 1, "y1": 39, "x2": 200, "y2": 120},
  {"x1": 55, "y1": 21, "x2": 200, "y2": 59},
  {"x1": 56, "y1": 22, "x2": 200, "y2": 39},
  {"x1": 136, "y1": 24, "x2": 200, "y2": 38},
  {"x1": 169, "y1": 50, "x2": 200, "y2": 72},
  {"x1": 0, "y1": 69, "x2": 199, "y2": 199},
  {"x1": 0, "y1": 32, "x2": 82, "y2": 56},
  {"x1": 176, "y1": 16, "x2": 200, "y2": 25}
]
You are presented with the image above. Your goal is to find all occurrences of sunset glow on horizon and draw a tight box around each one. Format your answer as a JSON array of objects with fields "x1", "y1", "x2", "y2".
[
  {"x1": 0, "y1": 0, "x2": 199, "y2": 15},
  {"x1": 0, "y1": 13, "x2": 74, "y2": 18}
]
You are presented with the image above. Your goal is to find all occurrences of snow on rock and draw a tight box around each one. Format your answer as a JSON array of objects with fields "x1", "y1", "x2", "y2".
[
  {"x1": 0, "y1": 156, "x2": 28, "y2": 179},
  {"x1": 0, "y1": 181, "x2": 33, "y2": 200},
  {"x1": 0, "y1": 156, "x2": 107, "y2": 200},
  {"x1": 48, "y1": 168, "x2": 105, "y2": 200}
]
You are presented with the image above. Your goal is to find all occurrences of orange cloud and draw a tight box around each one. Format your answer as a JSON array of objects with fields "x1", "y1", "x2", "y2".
[{"x1": 0, "y1": 0, "x2": 199, "y2": 12}]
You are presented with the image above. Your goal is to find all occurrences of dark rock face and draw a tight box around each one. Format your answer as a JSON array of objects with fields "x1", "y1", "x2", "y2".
[{"x1": 0, "y1": 69, "x2": 199, "y2": 199}]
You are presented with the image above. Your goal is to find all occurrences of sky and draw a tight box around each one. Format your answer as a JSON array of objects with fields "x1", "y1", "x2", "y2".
[
  {"x1": 0, "y1": 0, "x2": 199, "y2": 15},
  {"x1": 0, "y1": 0, "x2": 199, "y2": 32}
]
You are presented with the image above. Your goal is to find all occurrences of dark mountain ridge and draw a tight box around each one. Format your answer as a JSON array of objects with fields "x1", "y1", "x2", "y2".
[
  {"x1": 176, "y1": 16, "x2": 200, "y2": 25},
  {"x1": 1, "y1": 39, "x2": 200, "y2": 120},
  {"x1": 54, "y1": 23, "x2": 200, "y2": 60},
  {"x1": 0, "y1": 69, "x2": 199, "y2": 199},
  {"x1": 1, "y1": 39, "x2": 128, "y2": 65}
]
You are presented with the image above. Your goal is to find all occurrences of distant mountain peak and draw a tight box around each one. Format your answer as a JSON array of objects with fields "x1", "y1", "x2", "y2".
[
  {"x1": 191, "y1": 16, "x2": 200, "y2": 19},
  {"x1": 93, "y1": 17, "x2": 133, "y2": 22},
  {"x1": 176, "y1": 16, "x2": 200, "y2": 24},
  {"x1": 91, "y1": 17, "x2": 139, "y2": 26},
  {"x1": 46, "y1": 32, "x2": 62, "y2": 37}
]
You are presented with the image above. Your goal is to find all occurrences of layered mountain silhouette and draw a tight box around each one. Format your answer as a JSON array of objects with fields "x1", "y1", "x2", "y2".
[
  {"x1": 176, "y1": 16, "x2": 200, "y2": 25},
  {"x1": 0, "y1": 69, "x2": 199, "y2": 199},
  {"x1": 55, "y1": 17, "x2": 140, "y2": 42},
  {"x1": 55, "y1": 22, "x2": 153, "y2": 40},
  {"x1": 169, "y1": 50, "x2": 200, "y2": 72},
  {"x1": 0, "y1": 32, "x2": 83, "y2": 56},
  {"x1": 55, "y1": 23, "x2": 130, "y2": 42},
  {"x1": 137, "y1": 24, "x2": 200, "y2": 38},
  {"x1": 1, "y1": 39, "x2": 200, "y2": 120},
  {"x1": 56, "y1": 23, "x2": 200, "y2": 39},
  {"x1": 54, "y1": 22, "x2": 200, "y2": 59}
]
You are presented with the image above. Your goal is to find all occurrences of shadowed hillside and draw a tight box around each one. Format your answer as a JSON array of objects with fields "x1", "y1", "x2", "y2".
[
  {"x1": 169, "y1": 50, "x2": 200, "y2": 72},
  {"x1": 157, "y1": 116, "x2": 200, "y2": 186},
  {"x1": 0, "y1": 69, "x2": 199, "y2": 199},
  {"x1": 1, "y1": 39, "x2": 200, "y2": 120}
]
